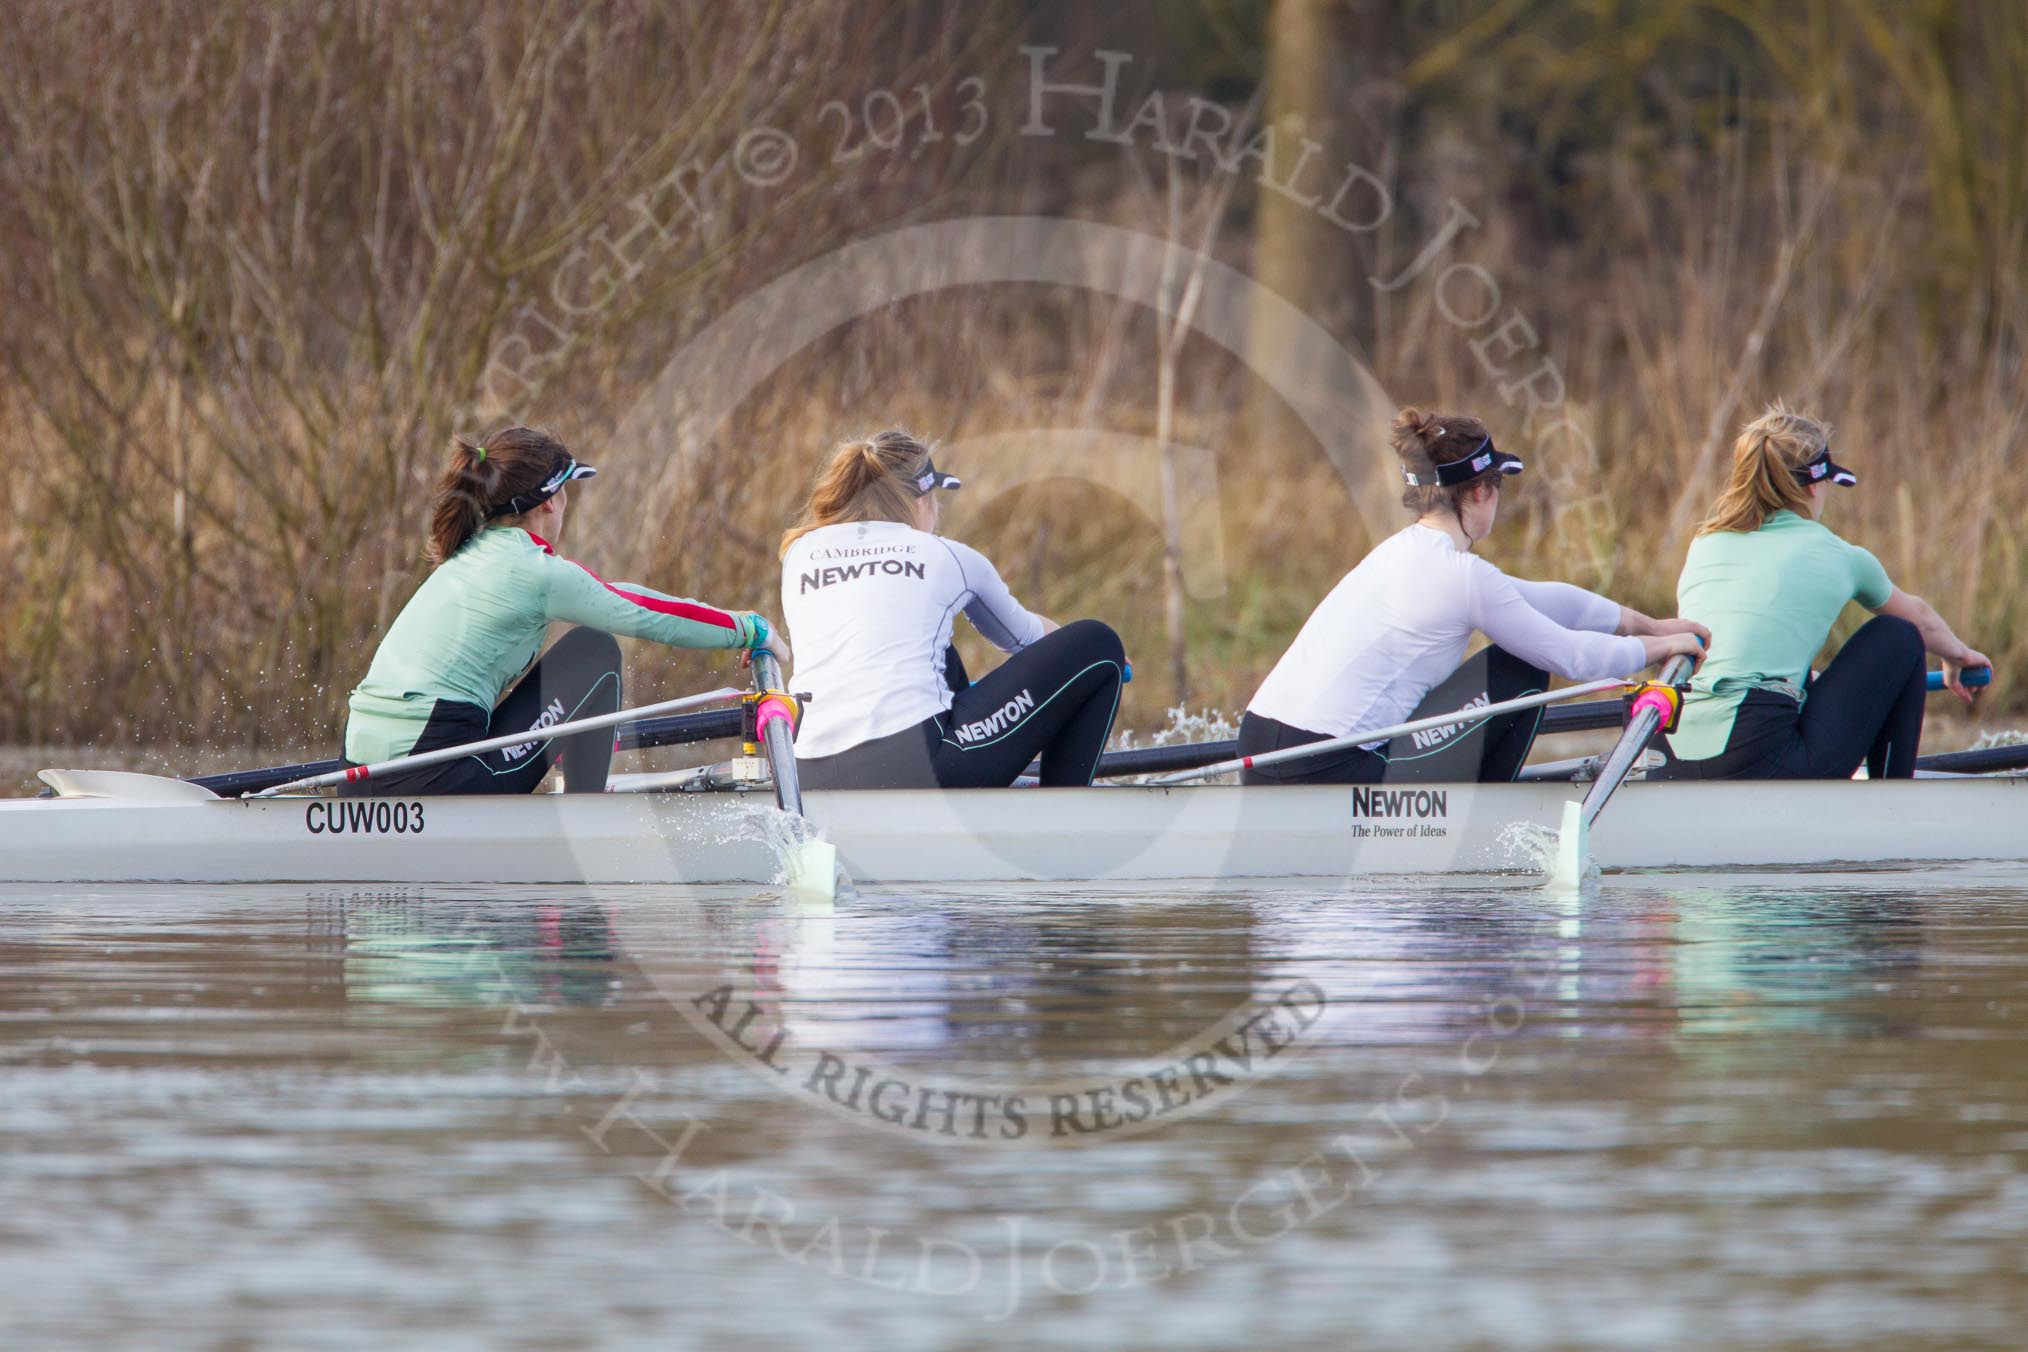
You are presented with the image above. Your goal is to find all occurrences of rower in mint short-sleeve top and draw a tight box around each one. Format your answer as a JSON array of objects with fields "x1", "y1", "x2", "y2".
[{"x1": 1667, "y1": 509, "x2": 1895, "y2": 761}]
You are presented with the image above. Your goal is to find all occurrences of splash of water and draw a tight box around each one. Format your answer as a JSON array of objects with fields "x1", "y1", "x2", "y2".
[
  {"x1": 728, "y1": 798, "x2": 852, "y2": 907},
  {"x1": 1498, "y1": 819, "x2": 1600, "y2": 886},
  {"x1": 1109, "y1": 705, "x2": 1242, "y2": 784},
  {"x1": 1107, "y1": 704, "x2": 1240, "y2": 753}
]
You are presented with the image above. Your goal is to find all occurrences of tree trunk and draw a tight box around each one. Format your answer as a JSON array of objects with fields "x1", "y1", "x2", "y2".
[{"x1": 1248, "y1": 0, "x2": 1397, "y2": 480}]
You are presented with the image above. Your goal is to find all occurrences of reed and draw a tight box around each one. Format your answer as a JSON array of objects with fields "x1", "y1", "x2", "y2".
[{"x1": 3, "y1": 0, "x2": 2023, "y2": 752}]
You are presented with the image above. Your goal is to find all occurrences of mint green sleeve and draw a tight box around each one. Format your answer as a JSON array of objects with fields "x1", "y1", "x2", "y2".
[
  {"x1": 537, "y1": 552, "x2": 761, "y2": 650},
  {"x1": 1848, "y1": 543, "x2": 1893, "y2": 611}
]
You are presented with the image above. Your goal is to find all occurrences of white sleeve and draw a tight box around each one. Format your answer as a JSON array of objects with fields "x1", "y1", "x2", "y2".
[
  {"x1": 943, "y1": 540, "x2": 1049, "y2": 653},
  {"x1": 1465, "y1": 559, "x2": 1648, "y2": 682},
  {"x1": 1506, "y1": 576, "x2": 1623, "y2": 634}
]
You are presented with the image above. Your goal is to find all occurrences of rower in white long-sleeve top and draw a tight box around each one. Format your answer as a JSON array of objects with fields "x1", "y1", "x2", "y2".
[
  {"x1": 780, "y1": 430, "x2": 1127, "y2": 789},
  {"x1": 1240, "y1": 407, "x2": 1710, "y2": 785}
]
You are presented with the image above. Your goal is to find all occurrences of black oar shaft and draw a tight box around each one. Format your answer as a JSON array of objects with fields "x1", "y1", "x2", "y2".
[
  {"x1": 189, "y1": 690, "x2": 2028, "y2": 796},
  {"x1": 1079, "y1": 699, "x2": 1635, "y2": 780},
  {"x1": 191, "y1": 706, "x2": 749, "y2": 797}
]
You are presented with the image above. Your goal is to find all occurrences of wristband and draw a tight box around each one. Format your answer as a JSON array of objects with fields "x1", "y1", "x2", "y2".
[{"x1": 746, "y1": 614, "x2": 770, "y2": 649}]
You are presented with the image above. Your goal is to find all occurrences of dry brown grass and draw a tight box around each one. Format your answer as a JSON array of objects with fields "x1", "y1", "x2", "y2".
[{"x1": 4, "y1": 0, "x2": 2025, "y2": 756}]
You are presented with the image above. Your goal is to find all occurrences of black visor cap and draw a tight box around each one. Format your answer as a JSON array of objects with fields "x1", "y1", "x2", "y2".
[{"x1": 1402, "y1": 436, "x2": 1526, "y2": 488}]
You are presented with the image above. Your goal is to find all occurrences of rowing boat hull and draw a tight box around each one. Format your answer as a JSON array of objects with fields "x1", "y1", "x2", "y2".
[{"x1": 2, "y1": 778, "x2": 2024, "y2": 884}]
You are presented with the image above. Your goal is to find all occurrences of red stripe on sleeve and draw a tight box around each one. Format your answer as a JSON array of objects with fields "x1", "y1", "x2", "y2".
[{"x1": 568, "y1": 558, "x2": 739, "y2": 631}]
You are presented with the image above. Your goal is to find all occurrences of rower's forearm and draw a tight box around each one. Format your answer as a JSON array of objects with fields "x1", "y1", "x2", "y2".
[
  {"x1": 1894, "y1": 592, "x2": 1971, "y2": 661},
  {"x1": 1917, "y1": 605, "x2": 1971, "y2": 662},
  {"x1": 1617, "y1": 606, "x2": 1657, "y2": 638}
]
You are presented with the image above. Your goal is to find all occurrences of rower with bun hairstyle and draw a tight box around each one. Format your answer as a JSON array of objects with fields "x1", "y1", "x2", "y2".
[
  {"x1": 1239, "y1": 408, "x2": 1709, "y2": 785},
  {"x1": 779, "y1": 429, "x2": 1127, "y2": 789},
  {"x1": 343, "y1": 427, "x2": 785, "y2": 795},
  {"x1": 1660, "y1": 403, "x2": 1986, "y2": 780}
]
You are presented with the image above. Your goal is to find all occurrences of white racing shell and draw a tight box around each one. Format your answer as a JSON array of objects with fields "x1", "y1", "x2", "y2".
[{"x1": 3, "y1": 776, "x2": 2026, "y2": 884}]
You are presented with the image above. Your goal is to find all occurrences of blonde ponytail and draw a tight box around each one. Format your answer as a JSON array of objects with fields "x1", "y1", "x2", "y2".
[
  {"x1": 1696, "y1": 402, "x2": 1829, "y2": 536},
  {"x1": 779, "y1": 429, "x2": 935, "y2": 557}
]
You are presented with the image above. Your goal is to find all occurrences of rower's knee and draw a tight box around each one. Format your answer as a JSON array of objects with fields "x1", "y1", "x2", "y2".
[
  {"x1": 554, "y1": 625, "x2": 623, "y2": 667},
  {"x1": 1859, "y1": 614, "x2": 1922, "y2": 664},
  {"x1": 1057, "y1": 618, "x2": 1126, "y2": 669},
  {"x1": 1483, "y1": 645, "x2": 1549, "y2": 690}
]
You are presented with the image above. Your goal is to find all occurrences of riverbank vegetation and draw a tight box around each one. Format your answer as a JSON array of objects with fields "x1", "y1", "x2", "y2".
[{"x1": 4, "y1": 0, "x2": 2024, "y2": 750}]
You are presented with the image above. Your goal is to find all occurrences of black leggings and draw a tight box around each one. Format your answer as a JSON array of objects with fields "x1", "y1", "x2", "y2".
[
  {"x1": 798, "y1": 619, "x2": 1126, "y2": 789},
  {"x1": 347, "y1": 626, "x2": 625, "y2": 796},
  {"x1": 1662, "y1": 615, "x2": 1925, "y2": 780},
  {"x1": 1239, "y1": 646, "x2": 1549, "y2": 785}
]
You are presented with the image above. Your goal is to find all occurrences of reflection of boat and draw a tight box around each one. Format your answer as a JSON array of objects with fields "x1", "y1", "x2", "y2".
[
  {"x1": 1663, "y1": 889, "x2": 1926, "y2": 1038},
  {"x1": 311, "y1": 891, "x2": 625, "y2": 1009},
  {"x1": 729, "y1": 902, "x2": 1264, "y2": 1059},
  {"x1": 9, "y1": 772, "x2": 2028, "y2": 883}
]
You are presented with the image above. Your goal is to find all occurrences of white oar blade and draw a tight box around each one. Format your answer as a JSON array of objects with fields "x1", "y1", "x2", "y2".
[
  {"x1": 784, "y1": 838, "x2": 842, "y2": 908},
  {"x1": 37, "y1": 769, "x2": 221, "y2": 803},
  {"x1": 1545, "y1": 798, "x2": 1589, "y2": 892}
]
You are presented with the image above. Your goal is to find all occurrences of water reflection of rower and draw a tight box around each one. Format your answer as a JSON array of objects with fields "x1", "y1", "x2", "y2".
[
  {"x1": 735, "y1": 899, "x2": 1263, "y2": 1061},
  {"x1": 1661, "y1": 887, "x2": 1925, "y2": 1039},
  {"x1": 311, "y1": 892, "x2": 624, "y2": 1010}
]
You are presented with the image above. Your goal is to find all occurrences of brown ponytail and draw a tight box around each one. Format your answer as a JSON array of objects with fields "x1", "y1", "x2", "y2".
[
  {"x1": 1696, "y1": 402, "x2": 1827, "y2": 536},
  {"x1": 425, "y1": 426, "x2": 575, "y2": 564},
  {"x1": 778, "y1": 429, "x2": 935, "y2": 558},
  {"x1": 1392, "y1": 406, "x2": 1496, "y2": 517}
]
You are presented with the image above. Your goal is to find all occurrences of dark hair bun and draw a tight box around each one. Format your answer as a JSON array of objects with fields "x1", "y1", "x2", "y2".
[{"x1": 1391, "y1": 406, "x2": 1444, "y2": 453}]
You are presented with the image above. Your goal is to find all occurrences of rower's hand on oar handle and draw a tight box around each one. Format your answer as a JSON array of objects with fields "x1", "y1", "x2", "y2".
[
  {"x1": 1644, "y1": 628, "x2": 1708, "y2": 673},
  {"x1": 1941, "y1": 650, "x2": 1991, "y2": 704},
  {"x1": 1649, "y1": 616, "x2": 1711, "y2": 646},
  {"x1": 737, "y1": 615, "x2": 792, "y2": 671}
]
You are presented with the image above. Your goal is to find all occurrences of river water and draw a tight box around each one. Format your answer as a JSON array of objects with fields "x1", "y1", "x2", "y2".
[{"x1": 3, "y1": 867, "x2": 2024, "y2": 1348}]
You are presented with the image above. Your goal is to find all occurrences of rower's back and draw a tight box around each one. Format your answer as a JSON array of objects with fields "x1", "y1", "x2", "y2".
[
  {"x1": 1247, "y1": 523, "x2": 1638, "y2": 741},
  {"x1": 1670, "y1": 509, "x2": 1892, "y2": 759},
  {"x1": 781, "y1": 520, "x2": 1046, "y2": 759}
]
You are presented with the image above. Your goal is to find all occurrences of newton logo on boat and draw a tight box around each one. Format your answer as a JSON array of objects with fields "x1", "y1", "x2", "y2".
[{"x1": 1349, "y1": 788, "x2": 1449, "y2": 819}]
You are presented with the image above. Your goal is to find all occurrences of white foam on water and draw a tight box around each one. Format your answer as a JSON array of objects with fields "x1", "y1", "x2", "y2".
[
  {"x1": 729, "y1": 798, "x2": 852, "y2": 907},
  {"x1": 1110, "y1": 705, "x2": 1243, "y2": 784},
  {"x1": 1496, "y1": 817, "x2": 1601, "y2": 889}
]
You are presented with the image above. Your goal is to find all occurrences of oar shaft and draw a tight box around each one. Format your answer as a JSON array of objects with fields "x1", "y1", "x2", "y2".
[
  {"x1": 1577, "y1": 655, "x2": 1695, "y2": 827},
  {"x1": 750, "y1": 652, "x2": 805, "y2": 817},
  {"x1": 1147, "y1": 676, "x2": 1630, "y2": 786},
  {"x1": 194, "y1": 707, "x2": 748, "y2": 797},
  {"x1": 253, "y1": 688, "x2": 745, "y2": 796}
]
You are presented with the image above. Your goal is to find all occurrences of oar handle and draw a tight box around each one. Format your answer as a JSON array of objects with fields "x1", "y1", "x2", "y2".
[{"x1": 1928, "y1": 666, "x2": 1991, "y2": 691}]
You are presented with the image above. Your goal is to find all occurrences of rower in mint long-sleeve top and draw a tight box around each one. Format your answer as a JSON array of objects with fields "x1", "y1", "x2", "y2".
[{"x1": 342, "y1": 427, "x2": 785, "y2": 795}]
